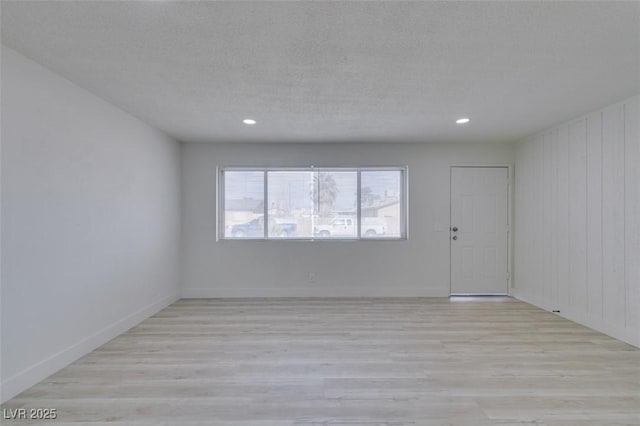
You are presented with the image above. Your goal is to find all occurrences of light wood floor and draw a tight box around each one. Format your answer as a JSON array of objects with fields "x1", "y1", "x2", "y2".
[{"x1": 3, "y1": 298, "x2": 639, "y2": 425}]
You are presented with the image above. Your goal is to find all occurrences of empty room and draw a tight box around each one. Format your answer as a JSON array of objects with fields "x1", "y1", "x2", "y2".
[{"x1": 1, "y1": 1, "x2": 639, "y2": 424}]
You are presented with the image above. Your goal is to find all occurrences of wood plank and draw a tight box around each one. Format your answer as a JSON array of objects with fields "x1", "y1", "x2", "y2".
[
  {"x1": 535, "y1": 135, "x2": 545, "y2": 301},
  {"x1": 551, "y1": 128, "x2": 559, "y2": 307},
  {"x1": 556, "y1": 125, "x2": 570, "y2": 311},
  {"x1": 568, "y1": 118, "x2": 588, "y2": 315},
  {"x1": 586, "y1": 111, "x2": 604, "y2": 321},
  {"x1": 624, "y1": 96, "x2": 640, "y2": 330},
  {"x1": 543, "y1": 132, "x2": 554, "y2": 303},
  {"x1": 515, "y1": 140, "x2": 533, "y2": 299},
  {"x1": 526, "y1": 140, "x2": 537, "y2": 299},
  {"x1": 602, "y1": 104, "x2": 626, "y2": 329},
  {"x1": 1, "y1": 298, "x2": 639, "y2": 425}
]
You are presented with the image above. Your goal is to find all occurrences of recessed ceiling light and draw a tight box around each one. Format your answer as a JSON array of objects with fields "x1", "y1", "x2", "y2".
[
  {"x1": 456, "y1": 118, "x2": 470, "y2": 124},
  {"x1": 243, "y1": 119, "x2": 256, "y2": 125}
]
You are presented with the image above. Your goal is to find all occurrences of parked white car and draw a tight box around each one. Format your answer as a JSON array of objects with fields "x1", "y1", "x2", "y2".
[{"x1": 314, "y1": 217, "x2": 385, "y2": 237}]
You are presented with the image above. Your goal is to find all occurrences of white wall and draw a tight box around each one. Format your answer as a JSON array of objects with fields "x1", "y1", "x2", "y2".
[
  {"x1": 1, "y1": 46, "x2": 182, "y2": 402},
  {"x1": 181, "y1": 142, "x2": 514, "y2": 298},
  {"x1": 514, "y1": 95, "x2": 640, "y2": 347}
]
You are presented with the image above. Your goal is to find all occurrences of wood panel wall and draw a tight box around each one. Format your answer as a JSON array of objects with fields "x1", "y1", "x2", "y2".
[{"x1": 514, "y1": 95, "x2": 639, "y2": 347}]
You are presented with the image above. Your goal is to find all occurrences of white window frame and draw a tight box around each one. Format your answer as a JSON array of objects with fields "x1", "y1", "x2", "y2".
[{"x1": 217, "y1": 166, "x2": 408, "y2": 241}]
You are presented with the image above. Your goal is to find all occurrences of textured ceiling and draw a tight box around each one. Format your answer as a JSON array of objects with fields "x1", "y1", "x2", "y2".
[{"x1": 2, "y1": 1, "x2": 639, "y2": 144}]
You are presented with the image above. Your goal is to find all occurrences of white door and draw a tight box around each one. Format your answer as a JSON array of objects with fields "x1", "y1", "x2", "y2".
[{"x1": 451, "y1": 167, "x2": 509, "y2": 295}]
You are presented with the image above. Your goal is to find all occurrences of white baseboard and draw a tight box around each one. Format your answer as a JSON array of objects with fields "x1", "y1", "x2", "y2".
[
  {"x1": 513, "y1": 292, "x2": 639, "y2": 348},
  {"x1": 181, "y1": 286, "x2": 449, "y2": 298},
  {"x1": 1, "y1": 292, "x2": 180, "y2": 403}
]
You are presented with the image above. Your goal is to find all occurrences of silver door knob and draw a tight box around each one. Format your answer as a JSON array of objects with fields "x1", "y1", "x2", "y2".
[
  {"x1": 452, "y1": 227, "x2": 458, "y2": 232},
  {"x1": 452, "y1": 236, "x2": 458, "y2": 240}
]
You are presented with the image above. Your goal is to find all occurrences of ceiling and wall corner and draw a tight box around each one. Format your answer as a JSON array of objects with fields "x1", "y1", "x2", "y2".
[{"x1": 1, "y1": 1, "x2": 639, "y2": 144}]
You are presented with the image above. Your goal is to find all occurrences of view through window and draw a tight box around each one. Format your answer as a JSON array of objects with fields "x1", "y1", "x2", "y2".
[{"x1": 220, "y1": 167, "x2": 406, "y2": 240}]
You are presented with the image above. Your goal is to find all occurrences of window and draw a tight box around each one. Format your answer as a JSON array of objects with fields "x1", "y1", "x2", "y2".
[
  {"x1": 361, "y1": 170, "x2": 403, "y2": 238},
  {"x1": 219, "y1": 167, "x2": 407, "y2": 240}
]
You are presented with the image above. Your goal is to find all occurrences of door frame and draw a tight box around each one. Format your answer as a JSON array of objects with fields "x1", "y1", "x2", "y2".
[{"x1": 449, "y1": 164, "x2": 514, "y2": 296}]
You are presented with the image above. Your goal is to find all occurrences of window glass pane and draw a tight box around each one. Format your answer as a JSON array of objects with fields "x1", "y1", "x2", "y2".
[
  {"x1": 360, "y1": 170, "x2": 403, "y2": 238},
  {"x1": 267, "y1": 171, "x2": 314, "y2": 238},
  {"x1": 223, "y1": 171, "x2": 264, "y2": 238},
  {"x1": 313, "y1": 170, "x2": 358, "y2": 239},
  {"x1": 221, "y1": 167, "x2": 406, "y2": 241}
]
